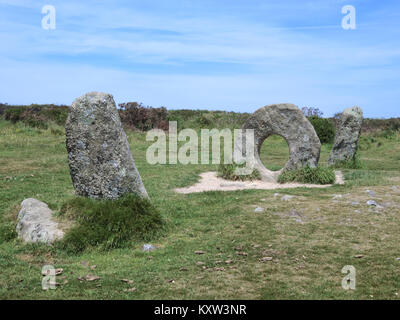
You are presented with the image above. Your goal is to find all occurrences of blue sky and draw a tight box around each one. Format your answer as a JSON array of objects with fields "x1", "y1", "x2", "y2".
[{"x1": 0, "y1": 0, "x2": 399, "y2": 117}]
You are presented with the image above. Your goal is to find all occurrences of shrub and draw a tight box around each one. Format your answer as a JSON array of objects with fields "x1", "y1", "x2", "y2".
[
  {"x1": 119, "y1": 102, "x2": 168, "y2": 131},
  {"x1": 217, "y1": 163, "x2": 261, "y2": 181},
  {"x1": 57, "y1": 194, "x2": 165, "y2": 253},
  {"x1": 278, "y1": 166, "x2": 336, "y2": 184},
  {"x1": 308, "y1": 116, "x2": 335, "y2": 144},
  {"x1": 1, "y1": 105, "x2": 68, "y2": 129},
  {"x1": 4, "y1": 108, "x2": 24, "y2": 123}
]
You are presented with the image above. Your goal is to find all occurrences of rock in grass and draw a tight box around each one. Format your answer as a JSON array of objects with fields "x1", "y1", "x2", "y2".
[
  {"x1": 365, "y1": 189, "x2": 376, "y2": 197},
  {"x1": 142, "y1": 244, "x2": 156, "y2": 252},
  {"x1": 66, "y1": 92, "x2": 148, "y2": 199},
  {"x1": 367, "y1": 200, "x2": 384, "y2": 209},
  {"x1": 16, "y1": 198, "x2": 64, "y2": 243},
  {"x1": 328, "y1": 106, "x2": 363, "y2": 166},
  {"x1": 281, "y1": 195, "x2": 295, "y2": 201},
  {"x1": 254, "y1": 207, "x2": 264, "y2": 213}
]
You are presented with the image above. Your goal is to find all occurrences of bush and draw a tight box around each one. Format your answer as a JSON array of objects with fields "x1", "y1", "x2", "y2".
[
  {"x1": 1, "y1": 105, "x2": 68, "y2": 129},
  {"x1": 57, "y1": 194, "x2": 165, "y2": 253},
  {"x1": 119, "y1": 102, "x2": 169, "y2": 131},
  {"x1": 278, "y1": 166, "x2": 336, "y2": 184},
  {"x1": 308, "y1": 116, "x2": 335, "y2": 144},
  {"x1": 217, "y1": 163, "x2": 261, "y2": 181}
]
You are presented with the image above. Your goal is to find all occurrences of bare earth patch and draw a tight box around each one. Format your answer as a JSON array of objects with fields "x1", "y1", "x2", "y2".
[{"x1": 175, "y1": 171, "x2": 344, "y2": 194}]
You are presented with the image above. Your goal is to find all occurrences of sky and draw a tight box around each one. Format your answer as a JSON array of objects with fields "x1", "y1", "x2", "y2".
[{"x1": 0, "y1": 0, "x2": 399, "y2": 117}]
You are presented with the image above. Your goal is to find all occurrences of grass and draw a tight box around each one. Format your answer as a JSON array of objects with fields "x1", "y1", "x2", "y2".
[
  {"x1": 330, "y1": 152, "x2": 363, "y2": 169},
  {"x1": 217, "y1": 163, "x2": 261, "y2": 181},
  {"x1": 278, "y1": 166, "x2": 336, "y2": 185},
  {"x1": 56, "y1": 194, "x2": 165, "y2": 254},
  {"x1": 0, "y1": 119, "x2": 400, "y2": 299}
]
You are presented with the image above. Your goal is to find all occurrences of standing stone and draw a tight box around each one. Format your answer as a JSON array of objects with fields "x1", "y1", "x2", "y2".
[
  {"x1": 16, "y1": 198, "x2": 64, "y2": 243},
  {"x1": 328, "y1": 106, "x2": 363, "y2": 166},
  {"x1": 235, "y1": 103, "x2": 321, "y2": 182},
  {"x1": 66, "y1": 92, "x2": 148, "y2": 199}
]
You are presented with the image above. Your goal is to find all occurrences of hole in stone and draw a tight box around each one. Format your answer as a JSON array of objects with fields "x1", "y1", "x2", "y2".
[{"x1": 259, "y1": 135, "x2": 289, "y2": 171}]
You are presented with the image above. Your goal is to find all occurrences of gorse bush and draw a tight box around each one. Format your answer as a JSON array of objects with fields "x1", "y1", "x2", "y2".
[
  {"x1": 278, "y1": 166, "x2": 336, "y2": 185},
  {"x1": 307, "y1": 116, "x2": 336, "y2": 144},
  {"x1": 217, "y1": 163, "x2": 261, "y2": 181},
  {"x1": 57, "y1": 194, "x2": 165, "y2": 253}
]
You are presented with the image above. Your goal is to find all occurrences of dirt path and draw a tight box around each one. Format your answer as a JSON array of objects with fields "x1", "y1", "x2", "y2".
[{"x1": 175, "y1": 171, "x2": 344, "y2": 194}]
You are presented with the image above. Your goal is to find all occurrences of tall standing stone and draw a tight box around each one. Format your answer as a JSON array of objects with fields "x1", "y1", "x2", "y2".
[
  {"x1": 66, "y1": 92, "x2": 149, "y2": 199},
  {"x1": 328, "y1": 106, "x2": 363, "y2": 166}
]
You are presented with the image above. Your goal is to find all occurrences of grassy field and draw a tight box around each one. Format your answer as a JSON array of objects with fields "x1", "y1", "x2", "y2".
[{"x1": 1, "y1": 118, "x2": 400, "y2": 299}]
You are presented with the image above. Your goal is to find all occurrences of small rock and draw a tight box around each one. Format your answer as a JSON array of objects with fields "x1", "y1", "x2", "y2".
[
  {"x1": 332, "y1": 194, "x2": 343, "y2": 200},
  {"x1": 392, "y1": 186, "x2": 399, "y2": 191},
  {"x1": 367, "y1": 200, "x2": 384, "y2": 209},
  {"x1": 354, "y1": 254, "x2": 364, "y2": 259},
  {"x1": 85, "y1": 275, "x2": 100, "y2": 282},
  {"x1": 259, "y1": 257, "x2": 273, "y2": 262},
  {"x1": 121, "y1": 279, "x2": 134, "y2": 284},
  {"x1": 274, "y1": 193, "x2": 280, "y2": 198},
  {"x1": 254, "y1": 207, "x2": 264, "y2": 213},
  {"x1": 354, "y1": 210, "x2": 361, "y2": 214},
  {"x1": 142, "y1": 244, "x2": 156, "y2": 252},
  {"x1": 365, "y1": 190, "x2": 376, "y2": 197},
  {"x1": 195, "y1": 250, "x2": 205, "y2": 255},
  {"x1": 351, "y1": 201, "x2": 360, "y2": 206},
  {"x1": 281, "y1": 195, "x2": 294, "y2": 201}
]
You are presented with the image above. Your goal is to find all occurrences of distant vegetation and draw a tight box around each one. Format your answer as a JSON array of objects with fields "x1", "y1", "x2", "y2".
[
  {"x1": 1, "y1": 103, "x2": 399, "y2": 140},
  {"x1": 307, "y1": 116, "x2": 335, "y2": 144}
]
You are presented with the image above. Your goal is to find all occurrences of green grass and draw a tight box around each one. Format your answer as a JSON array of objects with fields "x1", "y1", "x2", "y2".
[
  {"x1": 1, "y1": 119, "x2": 400, "y2": 299},
  {"x1": 330, "y1": 151, "x2": 363, "y2": 169},
  {"x1": 56, "y1": 194, "x2": 165, "y2": 254},
  {"x1": 278, "y1": 166, "x2": 336, "y2": 185},
  {"x1": 217, "y1": 163, "x2": 261, "y2": 181}
]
